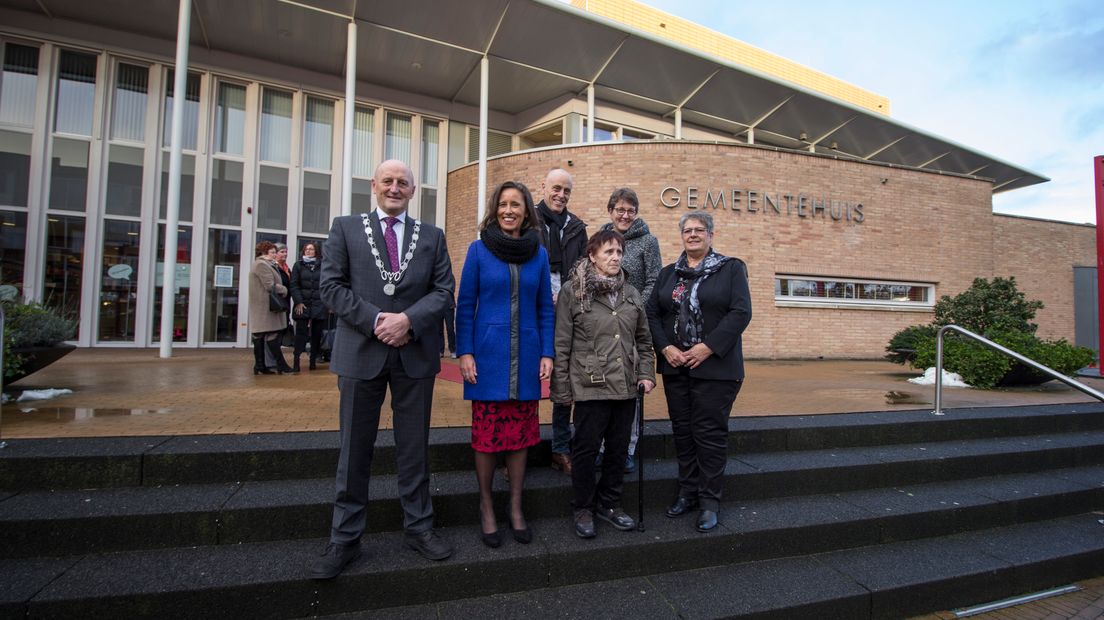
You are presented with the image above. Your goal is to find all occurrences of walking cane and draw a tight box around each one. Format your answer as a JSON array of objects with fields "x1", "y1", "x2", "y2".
[{"x1": 636, "y1": 382, "x2": 645, "y2": 531}]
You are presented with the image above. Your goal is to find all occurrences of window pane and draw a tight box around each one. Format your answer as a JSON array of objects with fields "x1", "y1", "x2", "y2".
[
  {"x1": 0, "y1": 130, "x2": 32, "y2": 207},
  {"x1": 214, "y1": 83, "x2": 246, "y2": 155},
  {"x1": 352, "y1": 106, "x2": 375, "y2": 177},
  {"x1": 303, "y1": 97, "x2": 333, "y2": 170},
  {"x1": 257, "y1": 165, "x2": 288, "y2": 230},
  {"x1": 153, "y1": 224, "x2": 191, "y2": 342},
  {"x1": 105, "y1": 145, "x2": 144, "y2": 217},
  {"x1": 209, "y1": 159, "x2": 242, "y2": 226},
  {"x1": 49, "y1": 137, "x2": 89, "y2": 212},
  {"x1": 159, "y1": 152, "x2": 195, "y2": 221},
  {"x1": 352, "y1": 177, "x2": 372, "y2": 213},
  {"x1": 0, "y1": 210, "x2": 27, "y2": 299},
  {"x1": 0, "y1": 43, "x2": 40, "y2": 126},
  {"x1": 421, "y1": 120, "x2": 439, "y2": 184},
  {"x1": 98, "y1": 219, "x2": 140, "y2": 342},
  {"x1": 419, "y1": 187, "x2": 437, "y2": 226},
  {"x1": 259, "y1": 88, "x2": 292, "y2": 163},
  {"x1": 302, "y1": 172, "x2": 331, "y2": 234},
  {"x1": 54, "y1": 50, "x2": 97, "y2": 136},
  {"x1": 204, "y1": 228, "x2": 240, "y2": 343},
  {"x1": 111, "y1": 63, "x2": 148, "y2": 141},
  {"x1": 385, "y1": 112, "x2": 411, "y2": 163},
  {"x1": 162, "y1": 70, "x2": 200, "y2": 150},
  {"x1": 43, "y1": 214, "x2": 85, "y2": 325}
]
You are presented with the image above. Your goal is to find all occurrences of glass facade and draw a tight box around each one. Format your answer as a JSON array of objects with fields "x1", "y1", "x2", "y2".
[
  {"x1": 153, "y1": 224, "x2": 191, "y2": 342},
  {"x1": 775, "y1": 276, "x2": 933, "y2": 307},
  {"x1": 205, "y1": 228, "x2": 240, "y2": 343},
  {"x1": 0, "y1": 210, "x2": 27, "y2": 299},
  {"x1": 0, "y1": 130, "x2": 31, "y2": 207},
  {"x1": 5, "y1": 38, "x2": 445, "y2": 348},
  {"x1": 98, "y1": 219, "x2": 141, "y2": 341},
  {"x1": 43, "y1": 215, "x2": 85, "y2": 320},
  {"x1": 1, "y1": 43, "x2": 39, "y2": 127}
]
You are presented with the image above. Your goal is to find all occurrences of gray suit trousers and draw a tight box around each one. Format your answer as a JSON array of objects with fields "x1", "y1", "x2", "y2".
[{"x1": 330, "y1": 349, "x2": 436, "y2": 543}]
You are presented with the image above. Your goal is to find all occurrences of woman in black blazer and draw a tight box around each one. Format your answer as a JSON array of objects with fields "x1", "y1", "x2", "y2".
[{"x1": 645, "y1": 211, "x2": 752, "y2": 533}]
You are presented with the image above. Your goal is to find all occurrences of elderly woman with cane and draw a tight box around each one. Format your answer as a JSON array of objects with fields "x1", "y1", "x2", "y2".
[
  {"x1": 646, "y1": 211, "x2": 751, "y2": 533},
  {"x1": 552, "y1": 229, "x2": 655, "y2": 539}
]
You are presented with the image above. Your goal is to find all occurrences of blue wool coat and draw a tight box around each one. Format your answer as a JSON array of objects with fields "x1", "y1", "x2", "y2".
[{"x1": 456, "y1": 240, "x2": 555, "y2": 402}]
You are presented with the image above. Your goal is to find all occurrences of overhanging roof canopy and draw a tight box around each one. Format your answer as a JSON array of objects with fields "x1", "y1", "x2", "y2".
[{"x1": 1, "y1": 0, "x2": 1047, "y2": 193}]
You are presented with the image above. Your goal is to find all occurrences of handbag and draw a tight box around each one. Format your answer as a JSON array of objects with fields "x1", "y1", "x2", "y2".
[{"x1": 268, "y1": 290, "x2": 288, "y2": 313}]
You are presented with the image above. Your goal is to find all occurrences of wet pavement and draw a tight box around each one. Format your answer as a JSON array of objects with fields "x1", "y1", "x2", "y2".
[{"x1": 2, "y1": 348, "x2": 1103, "y2": 439}]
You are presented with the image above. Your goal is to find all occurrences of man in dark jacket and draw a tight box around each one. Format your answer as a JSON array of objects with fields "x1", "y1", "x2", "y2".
[{"x1": 535, "y1": 167, "x2": 587, "y2": 474}]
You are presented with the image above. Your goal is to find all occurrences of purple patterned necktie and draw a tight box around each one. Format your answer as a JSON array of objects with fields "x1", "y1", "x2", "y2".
[{"x1": 383, "y1": 216, "x2": 400, "y2": 272}]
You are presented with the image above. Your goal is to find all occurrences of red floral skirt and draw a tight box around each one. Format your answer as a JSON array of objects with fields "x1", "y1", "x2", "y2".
[{"x1": 471, "y1": 400, "x2": 540, "y2": 453}]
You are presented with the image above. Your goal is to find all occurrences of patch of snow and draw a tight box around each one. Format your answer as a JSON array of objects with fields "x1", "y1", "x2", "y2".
[
  {"x1": 16, "y1": 388, "x2": 74, "y2": 402},
  {"x1": 907, "y1": 367, "x2": 971, "y2": 388}
]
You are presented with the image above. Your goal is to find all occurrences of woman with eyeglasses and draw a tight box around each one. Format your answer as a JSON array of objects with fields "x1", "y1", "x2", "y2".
[
  {"x1": 645, "y1": 211, "x2": 751, "y2": 533},
  {"x1": 597, "y1": 188, "x2": 661, "y2": 474}
]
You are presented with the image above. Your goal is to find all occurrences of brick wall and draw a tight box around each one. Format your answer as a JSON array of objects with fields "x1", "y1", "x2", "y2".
[
  {"x1": 445, "y1": 142, "x2": 1095, "y2": 358},
  {"x1": 993, "y1": 214, "x2": 1096, "y2": 342}
]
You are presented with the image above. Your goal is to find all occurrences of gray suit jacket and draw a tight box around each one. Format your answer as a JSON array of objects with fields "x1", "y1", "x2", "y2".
[{"x1": 321, "y1": 212, "x2": 455, "y2": 381}]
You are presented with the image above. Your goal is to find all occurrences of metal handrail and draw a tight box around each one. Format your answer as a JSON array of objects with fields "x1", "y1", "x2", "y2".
[{"x1": 933, "y1": 324, "x2": 1104, "y2": 415}]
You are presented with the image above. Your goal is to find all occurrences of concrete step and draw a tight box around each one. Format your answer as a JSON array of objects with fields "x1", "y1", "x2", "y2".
[
  {"x1": 3, "y1": 403, "x2": 1103, "y2": 490},
  {"x1": 339, "y1": 514, "x2": 1104, "y2": 620},
  {"x1": 3, "y1": 431, "x2": 1103, "y2": 558},
  {"x1": 5, "y1": 511, "x2": 1103, "y2": 619}
]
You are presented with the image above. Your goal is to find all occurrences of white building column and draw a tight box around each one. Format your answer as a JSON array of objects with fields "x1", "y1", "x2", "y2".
[
  {"x1": 476, "y1": 55, "x2": 488, "y2": 231},
  {"x1": 586, "y1": 84, "x2": 595, "y2": 142},
  {"x1": 747, "y1": 127, "x2": 754, "y2": 144},
  {"x1": 159, "y1": 0, "x2": 192, "y2": 358},
  {"x1": 674, "y1": 107, "x2": 682, "y2": 140},
  {"x1": 341, "y1": 20, "x2": 357, "y2": 217}
]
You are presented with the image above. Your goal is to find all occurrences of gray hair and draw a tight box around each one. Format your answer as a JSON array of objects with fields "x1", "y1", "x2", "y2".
[
  {"x1": 678, "y1": 212, "x2": 714, "y2": 233},
  {"x1": 274, "y1": 242, "x2": 287, "y2": 251}
]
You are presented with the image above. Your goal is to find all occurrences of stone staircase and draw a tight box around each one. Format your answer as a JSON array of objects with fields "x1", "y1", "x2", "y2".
[{"x1": 2, "y1": 403, "x2": 1104, "y2": 618}]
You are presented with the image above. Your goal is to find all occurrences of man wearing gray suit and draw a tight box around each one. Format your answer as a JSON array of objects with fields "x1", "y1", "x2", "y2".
[{"x1": 311, "y1": 159, "x2": 456, "y2": 580}]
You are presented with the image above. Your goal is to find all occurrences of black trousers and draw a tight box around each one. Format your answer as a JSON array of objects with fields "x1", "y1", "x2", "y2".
[
  {"x1": 293, "y1": 316, "x2": 324, "y2": 361},
  {"x1": 253, "y1": 331, "x2": 292, "y2": 371},
  {"x1": 662, "y1": 373, "x2": 742, "y2": 511},
  {"x1": 570, "y1": 398, "x2": 635, "y2": 513},
  {"x1": 330, "y1": 349, "x2": 436, "y2": 543}
]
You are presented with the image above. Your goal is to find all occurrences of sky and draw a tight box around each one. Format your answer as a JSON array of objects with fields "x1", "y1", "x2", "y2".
[{"x1": 632, "y1": 0, "x2": 1104, "y2": 225}]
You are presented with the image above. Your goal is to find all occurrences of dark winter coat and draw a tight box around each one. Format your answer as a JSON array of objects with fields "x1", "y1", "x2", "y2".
[{"x1": 290, "y1": 259, "x2": 327, "y2": 321}]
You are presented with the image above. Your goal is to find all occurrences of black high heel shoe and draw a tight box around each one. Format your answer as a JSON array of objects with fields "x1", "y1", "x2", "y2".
[
  {"x1": 481, "y1": 529, "x2": 502, "y2": 548},
  {"x1": 254, "y1": 368, "x2": 276, "y2": 375},
  {"x1": 509, "y1": 519, "x2": 532, "y2": 544}
]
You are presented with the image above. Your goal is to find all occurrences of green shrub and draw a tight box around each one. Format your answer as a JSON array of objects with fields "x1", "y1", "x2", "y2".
[
  {"x1": 911, "y1": 329, "x2": 1095, "y2": 389},
  {"x1": 885, "y1": 324, "x2": 937, "y2": 364},
  {"x1": 2, "y1": 300, "x2": 77, "y2": 348},
  {"x1": 2, "y1": 300, "x2": 77, "y2": 382},
  {"x1": 932, "y1": 276, "x2": 1043, "y2": 335},
  {"x1": 912, "y1": 332, "x2": 1010, "y2": 389}
]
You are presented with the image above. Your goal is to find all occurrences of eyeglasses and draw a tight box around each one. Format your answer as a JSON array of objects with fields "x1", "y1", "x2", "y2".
[
  {"x1": 681, "y1": 227, "x2": 708, "y2": 236},
  {"x1": 612, "y1": 208, "x2": 638, "y2": 218}
]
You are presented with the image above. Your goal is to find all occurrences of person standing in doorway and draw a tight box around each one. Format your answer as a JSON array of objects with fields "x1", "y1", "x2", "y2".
[
  {"x1": 535, "y1": 167, "x2": 587, "y2": 475},
  {"x1": 310, "y1": 159, "x2": 456, "y2": 579}
]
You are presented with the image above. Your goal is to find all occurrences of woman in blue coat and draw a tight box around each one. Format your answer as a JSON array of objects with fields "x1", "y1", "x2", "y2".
[{"x1": 456, "y1": 180, "x2": 554, "y2": 549}]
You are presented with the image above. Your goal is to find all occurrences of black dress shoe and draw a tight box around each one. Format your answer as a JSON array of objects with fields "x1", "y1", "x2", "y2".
[
  {"x1": 481, "y1": 529, "x2": 502, "y2": 548},
  {"x1": 696, "y1": 509, "x2": 719, "y2": 532},
  {"x1": 253, "y1": 368, "x2": 276, "y2": 375},
  {"x1": 309, "y1": 542, "x2": 361, "y2": 580},
  {"x1": 665, "y1": 496, "x2": 699, "y2": 518},
  {"x1": 404, "y1": 529, "x2": 453, "y2": 561}
]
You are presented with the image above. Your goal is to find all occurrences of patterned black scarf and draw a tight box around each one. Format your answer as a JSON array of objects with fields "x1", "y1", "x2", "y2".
[
  {"x1": 571, "y1": 259, "x2": 625, "y2": 312},
  {"x1": 671, "y1": 249, "x2": 731, "y2": 347},
  {"x1": 481, "y1": 223, "x2": 541, "y2": 264}
]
